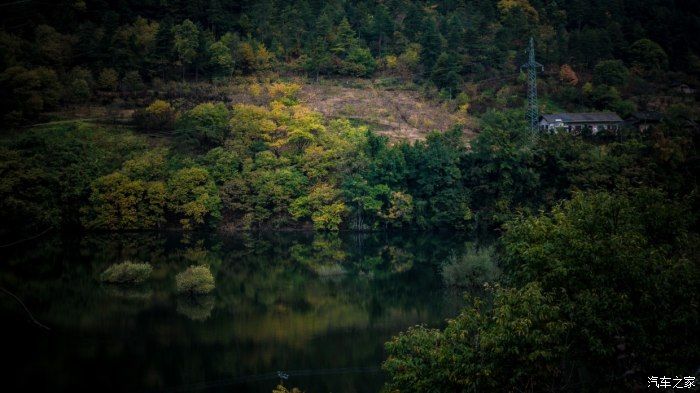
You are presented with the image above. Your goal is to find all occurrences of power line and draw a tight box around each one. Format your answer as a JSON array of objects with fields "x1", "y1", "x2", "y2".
[
  {"x1": 0, "y1": 286, "x2": 51, "y2": 330},
  {"x1": 0, "y1": 226, "x2": 52, "y2": 247},
  {"x1": 0, "y1": 0, "x2": 32, "y2": 7}
]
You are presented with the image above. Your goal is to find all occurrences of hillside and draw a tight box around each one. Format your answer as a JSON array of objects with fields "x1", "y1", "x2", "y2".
[
  {"x1": 300, "y1": 79, "x2": 474, "y2": 142},
  {"x1": 36, "y1": 77, "x2": 474, "y2": 142},
  {"x1": 0, "y1": 2, "x2": 699, "y2": 392}
]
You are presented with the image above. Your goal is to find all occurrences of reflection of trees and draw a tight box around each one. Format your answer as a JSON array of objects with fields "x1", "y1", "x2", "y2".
[
  {"x1": 104, "y1": 286, "x2": 153, "y2": 302},
  {"x1": 208, "y1": 231, "x2": 477, "y2": 350},
  {"x1": 80, "y1": 232, "x2": 169, "y2": 268},
  {"x1": 290, "y1": 233, "x2": 347, "y2": 275},
  {"x1": 177, "y1": 295, "x2": 215, "y2": 321},
  {"x1": 1, "y1": 230, "x2": 491, "y2": 393}
]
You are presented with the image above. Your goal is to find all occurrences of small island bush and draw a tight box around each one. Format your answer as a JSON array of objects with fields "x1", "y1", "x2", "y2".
[
  {"x1": 100, "y1": 261, "x2": 153, "y2": 284},
  {"x1": 175, "y1": 265, "x2": 215, "y2": 294}
]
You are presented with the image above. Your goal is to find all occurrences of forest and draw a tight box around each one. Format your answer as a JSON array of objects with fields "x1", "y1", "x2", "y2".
[{"x1": 0, "y1": 0, "x2": 699, "y2": 392}]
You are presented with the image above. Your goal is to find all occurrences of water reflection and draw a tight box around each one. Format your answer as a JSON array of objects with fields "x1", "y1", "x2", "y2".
[{"x1": 1, "y1": 231, "x2": 489, "y2": 393}]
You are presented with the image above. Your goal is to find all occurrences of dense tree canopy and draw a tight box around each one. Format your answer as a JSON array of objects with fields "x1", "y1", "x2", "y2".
[
  {"x1": 1, "y1": 0, "x2": 698, "y2": 122},
  {"x1": 385, "y1": 190, "x2": 700, "y2": 391}
]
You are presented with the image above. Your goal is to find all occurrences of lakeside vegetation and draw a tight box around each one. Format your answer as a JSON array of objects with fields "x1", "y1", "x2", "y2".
[
  {"x1": 2, "y1": 92, "x2": 696, "y2": 236},
  {"x1": 1, "y1": 0, "x2": 699, "y2": 392},
  {"x1": 2, "y1": 85, "x2": 696, "y2": 389},
  {"x1": 100, "y1": 261, "x2": 153, "y2": 284}
]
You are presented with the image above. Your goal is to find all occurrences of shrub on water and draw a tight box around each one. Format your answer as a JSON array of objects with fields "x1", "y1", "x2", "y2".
[
  {"x1": 175, "y1": 265, "x2": 215, "y2": 294},
  {"x1": 100, "y1": 261, "x2": 152, "y2": 284}
]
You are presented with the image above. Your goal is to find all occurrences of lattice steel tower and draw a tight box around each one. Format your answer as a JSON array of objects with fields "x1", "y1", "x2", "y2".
[{"x1": 521, "y1": 37, "x2": 543, "y2": 132}]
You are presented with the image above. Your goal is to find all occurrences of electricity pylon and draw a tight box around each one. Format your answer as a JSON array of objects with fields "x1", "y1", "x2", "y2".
[{"x1": 521, "y1": 37, "x2": 543, "y2": 132}]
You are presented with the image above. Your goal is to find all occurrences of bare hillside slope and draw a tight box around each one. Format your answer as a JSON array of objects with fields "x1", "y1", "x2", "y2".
[{"x1": 300, "y1": 79, "x2": 475, "y2": 142}]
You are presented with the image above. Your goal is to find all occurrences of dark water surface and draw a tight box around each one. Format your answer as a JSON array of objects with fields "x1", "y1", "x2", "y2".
[{"x1": 1, "y1": 231, "x2": 484, "y2": 392}]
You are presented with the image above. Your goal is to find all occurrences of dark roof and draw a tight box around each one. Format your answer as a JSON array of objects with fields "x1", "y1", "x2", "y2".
[{"x1": 540, "y1": 112, "x2": 623, "y2": 123}]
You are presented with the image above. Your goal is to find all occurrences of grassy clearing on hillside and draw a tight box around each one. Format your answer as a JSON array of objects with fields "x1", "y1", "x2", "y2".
[{"x1": 300, "y1": 78, "x2": 475, "y2": 142}]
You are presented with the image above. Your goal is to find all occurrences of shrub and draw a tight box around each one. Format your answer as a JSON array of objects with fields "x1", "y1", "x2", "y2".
[
  {"x1": 97, "y1": 68, "x2": 119, "y2": 91},
  {"x1": 175, "y1": 265, "x2": 215, "y2": 294},
  {"x1": 133, "y1": 99, "x2": 177, "y2": 131},
  {"x1": 0, "y1": 66, "x2": 61, "y2": 122},
  {"x1": 629, "y1": 38, "x2": 668, "y2": 75},
  {"x1": 100, "y1": 261, "x2": 153, "y2": 284},
  {"x1": 176, "y1": 102, "x2": 230, "y2": 148},
  {"x1": 167, "y1": 166, "x2": 221, "y2": 229},
  {"x1": 341, "y1": 46, "x2": 376, "y2": 77},
  {"x1": 593, "y1": 59, "x2": 629, "y2": 87},
  {"x1": 83, "y1": 172, "x2": 167, "y2": 230},
  {"x1": 121, "y1": 70, "x2": 144, "y2": 92},
  {"x1": 272, "y1": 385, "x2": 303, "y2": 393},
  {"x1": 267, "y1": 82, "x2": 301, "y2": 103},
  {"x1": 384, "y1": 283, "x2": 570, "y2": 392},
  {"x1": 63, "y1": 67, "x2": 93, "y2": 104},
  {"x1": 441, "y1": 247, "x2": 498, "y2": 288}
]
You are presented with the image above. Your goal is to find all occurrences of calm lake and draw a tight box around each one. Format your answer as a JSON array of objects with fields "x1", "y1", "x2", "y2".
[{"x1": 1, "y1": 231, "x2": 489, "y2": 392}]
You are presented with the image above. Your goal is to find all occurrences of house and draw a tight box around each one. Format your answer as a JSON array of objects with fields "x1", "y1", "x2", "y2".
[
  {"x1": 539, "y1": 112, "x2": 624, "y2": 134},
  {"x1": 625, "y1": 111, "x2": 663, "y2": 132},
  {"x1": 671, "y1": 82, "x2": 697, "y2": 96}
]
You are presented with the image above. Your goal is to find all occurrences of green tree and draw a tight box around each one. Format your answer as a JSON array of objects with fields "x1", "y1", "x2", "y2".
[
  {"x1": 593, "y1": 59, "x2": 629, "y2": 86},
  {"x1": 34, "y1": 24, "x2": 74, "y2": 67},
  {"x1": 176, "y1": 102, "x2": 231, "y2": 148},
  {"x1": 200, "y1": 147, "x2": 241, "y2": 185},
  {"x1": 501, "y1": 190, "x2": 699, "y2": 386},
  {"x1": 96, "y1": 68, "x2": 119, "y2": 91},
  {"x1": 330, "y1": 18, "x2": 358, "y2": 57},
  {"x1": 133, "y1": 100, "x2": 177, "y2": 131},
  {"x1": 370, "y1": 3, "x2": 393, "y2": 55},
  {"x1": 496, "y1": 0, "x2": 539, "y2": 50},
  {"x1": 468, "y1": 110, "x2": 539, "y2": 225},
  {"x1": 629, "y1": 38, "x2": 668, "y2": 75},
  {"x1": 167, "y1": 166, "x2": 221, "y2": 229},
  {"x1": 0, "y1": 31, "x2": 25, "y2": 70},
  {"x1": 153, "y1": 17, "x2": 176, "y2": 79},
  {"x1": 584, "y1": 83, "x2": 627, "y2": 113},
  {"x1": 419, "y1": 16, "x2": 442, "y2": 74},
  {"x1": 246, "y1": 164, "x2": 308, "y2": 228},
  {"x1": 396, "y1": 43, "x2": 421, "y2": 79},
  {"x1": 0, "y1": 66, "x2": 61, "y2": 122},
  {"x1": 342, "y1": 176, "x2": 391, "y2": 230},
  {"x1": 83, "y1": 172, "x2": 166, "y2": 230},
  {"x1": 0, "y1": 124, "x2": 145, "y2": 234},
  {"x1": 112, "y1": 17, "x2": 159, "y2": 77},
  {"x1": 384, "y1": 282, "x2": 570, "y2": 392},
  {"x1": 172, "y1": 19, "x2": 200, "y2": 80},
  {"x1": 63, "y1": 67, "x2": 93, "y2": 104},
  {"x1": 378, "y1": 191, "x2": 414, "y2": 228},
  {"x1": 302, "y1": 36, "x2": 331, "y2": 80},
  {"x1": 121, "y1": 71, "x2": 144, "y2": 93},
  {"x1": 290, "y1": 183, "x2": 347, "y2": 230},
  {"x1": 430, "y1": 52, "x2": 461, "y2": 96},
  {"x1": 342, "y1": 46, "x2": 376, "y2": 77},
  {"x1": 209, "y1": 39, "x2": 234, "y2": 77}
]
